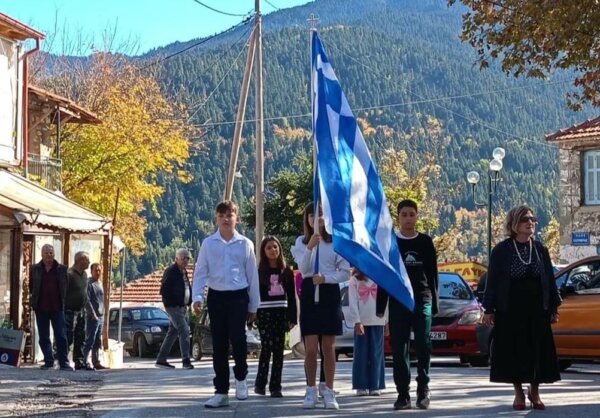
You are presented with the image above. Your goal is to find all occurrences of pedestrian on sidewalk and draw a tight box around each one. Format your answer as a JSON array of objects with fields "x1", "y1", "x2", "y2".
[
  {"x1": 192, "y1": 200, "x2": 260, "y2": 409},
  {"x1": 376, "y1": 199, "x2": 439, "y2": 410},
  {"x1": 482, "y1": 205, "x2": 561, "y2": 411},
  {"x1": 348, "y1": 268, "x2": 386, "y2": 397},
  {"x1": 65, "y1": 251, "x2": 90, "y2": 370},
  {"x1": 155, "y1": 248, "x2": 194, "y2": 370},
  {"x1": 30, "y1": 244, "x2": 71, "y2": 371},
  {"x1": 297, "y1": 203, "x2": 351, "y2": 410},
  {"x1": 254, "y1": 235, "x2": 297, "y2": 398},
  {"x1": 290, "y1": 202, "x2": 326, "y2": 397},
  {"x1": 83, "y1": 262, "x2": 107, "y2": 370}
]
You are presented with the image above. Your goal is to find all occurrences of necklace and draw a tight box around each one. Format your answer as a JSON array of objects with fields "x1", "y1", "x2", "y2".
[{"x1": 513, "y1": 238, "x2": 532, "y2": 265}]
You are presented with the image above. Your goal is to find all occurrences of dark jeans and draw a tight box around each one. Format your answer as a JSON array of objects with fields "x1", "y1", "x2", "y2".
[
  {"x1": 83, "y1": 316, "x2": 103, "y2": 366},
  {"x1": 65, "y1": 309, "x2": 86, "y2": 366},
  {"x1": 207, "y1": 288, "x2": 249, "y2": 394},
  {"x1": 389, "y1": 301, "x2": 432, "y2": 396},
  {"x1": 157, "y1": 306, "x2": 191, "y2": 362},
  {"x1": 35, "y1": 310, "x2": 69, "y2": 367}
]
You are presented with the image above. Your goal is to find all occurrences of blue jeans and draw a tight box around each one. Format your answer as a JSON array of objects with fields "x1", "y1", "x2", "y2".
[
  {"x1": 389, "y1": 301, "x2": 432, "y2": 396},
  {"x1": 35, "y1": 310, "x2": 69, "y2": 367},
  {"x1": 157, "y1": 306, "x2": 191, "y2": 362},
  {"x1": 83, "y1": 316, "x2": 103, "y2": 366},
  {"x1": 352, "y1": 325, "x2": 386, "y2": 391}
]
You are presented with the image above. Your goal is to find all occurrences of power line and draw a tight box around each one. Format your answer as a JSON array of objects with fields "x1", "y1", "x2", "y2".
[
  {"x1": 191, "y1": 0, "x2": 251, "y2": 17},
  {"x1": 140, "y1": 16, "x2": 253, "y2": 70},
  {"x1": 187, "y1": 26, "x2": 255, "y2": 123},
  {"x1": 264, "y1": 0, "x2": 280, "y2": 10}
]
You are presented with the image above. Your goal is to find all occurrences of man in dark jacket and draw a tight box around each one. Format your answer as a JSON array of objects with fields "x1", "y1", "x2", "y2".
[
  {"x1": 65, "y1": 251, "x2": 90, "y2": 369},
  {"x1": 155, "y1": 248, "x2": 193, "y2": 369},
  {"x1": 30, "y1": 244, "x2": 72, "y2": 370}
]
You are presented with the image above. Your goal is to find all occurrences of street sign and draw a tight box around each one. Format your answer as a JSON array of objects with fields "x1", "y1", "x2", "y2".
[{"x1": 572, "y1": 232, "x2": 590, "y2": 246}]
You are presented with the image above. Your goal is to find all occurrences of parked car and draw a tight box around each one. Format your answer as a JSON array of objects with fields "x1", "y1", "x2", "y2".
[
  {"x1": 553, "y1": 256, "x2": 600, "y2": 371},
  {"x1": 108, "y1": 306, "x2": 171, "y2": 357},
  {"x1": 191, "y1": 308, "x2": 261, "y2": 361},
  {"x1": 382, "y1": 272, "x2": 491, "y2": 366},
  {"x1": 337, "y1": 272, "x2": 491, "y2": 366}
]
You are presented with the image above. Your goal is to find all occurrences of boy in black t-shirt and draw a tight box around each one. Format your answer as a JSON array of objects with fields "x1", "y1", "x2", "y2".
[{"x1": 376, "y1": 199, "x2": 438, "y2": 410}]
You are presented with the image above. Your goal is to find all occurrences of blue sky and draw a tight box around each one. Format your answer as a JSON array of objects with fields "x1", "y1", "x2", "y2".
[{"x1": 1, "y1": 0, "x2": 312, "y2": 55}]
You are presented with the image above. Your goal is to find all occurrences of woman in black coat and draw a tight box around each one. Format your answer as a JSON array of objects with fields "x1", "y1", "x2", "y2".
[{"x1": 482, "y1": 205, "x2": 561, "y2": 411}]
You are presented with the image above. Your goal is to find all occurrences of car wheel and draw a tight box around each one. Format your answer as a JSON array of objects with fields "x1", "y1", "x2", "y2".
[
  {"x1": 192, "y1": 342, "x2": 202, "y2": 361},
  {"x1": 558, "y1": 360, "x2": 573, "y2": 372},
  {"x1": 134, "y1": 334, "x2": 148, "y2": 358}
]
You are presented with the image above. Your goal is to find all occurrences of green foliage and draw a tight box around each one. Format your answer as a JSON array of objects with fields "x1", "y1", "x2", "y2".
[{"x1": 126, "y1": 0, "x2": 594, "y2": 277}]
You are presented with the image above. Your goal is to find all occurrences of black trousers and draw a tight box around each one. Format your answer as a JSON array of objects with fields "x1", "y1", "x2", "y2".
[
  {"x1": 65, "y1": 309, "x2": 86, "y2": 366},
  {"x1": 207, "y1": 288, "x2": 249, "y2": 394},
  {"x1": 255, "y1": 308, "x2": 287, "y2": 392}
]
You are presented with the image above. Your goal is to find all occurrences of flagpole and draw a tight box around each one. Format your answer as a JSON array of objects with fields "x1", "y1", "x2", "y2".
[{"x1": 308, "y1": 14, "x2": 320, "y2": 304}]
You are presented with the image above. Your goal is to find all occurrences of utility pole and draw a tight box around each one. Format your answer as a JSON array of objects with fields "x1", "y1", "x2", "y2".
[{"x1": 254, "y1": 0, "x2": 265, "y2": 254}]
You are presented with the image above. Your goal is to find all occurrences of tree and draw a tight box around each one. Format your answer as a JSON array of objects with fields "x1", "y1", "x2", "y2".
[
  {"x1": 541, "y1": 216, "x2": 560, "y2": 263},
  {"x1": 34, "y1": 53, "x2": 194, "y2": 254},
  {"x1": 448, "y1": 0, "x2": 600, "y2": 109}
]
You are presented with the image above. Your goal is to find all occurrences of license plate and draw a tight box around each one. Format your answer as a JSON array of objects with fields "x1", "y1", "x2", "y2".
[{"x1": 409, "y1": 331, "x2": 447, "y2": 340}]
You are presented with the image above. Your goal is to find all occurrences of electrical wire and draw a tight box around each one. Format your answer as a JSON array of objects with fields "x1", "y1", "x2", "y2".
[
  {"x1": 191, "y1": 0, "x2": 251, "y2": 17},
  {"x1": 264, "y1": 0, "x2": 280, "y2": 10},
  {"x1": 140, "y1": 15, "x2": 253, "y2": 70}
]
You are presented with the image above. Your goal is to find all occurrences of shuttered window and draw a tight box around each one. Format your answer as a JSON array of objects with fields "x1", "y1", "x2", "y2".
[{"x1": 584, "y1": 150, "x2": 600, "y2": 205}]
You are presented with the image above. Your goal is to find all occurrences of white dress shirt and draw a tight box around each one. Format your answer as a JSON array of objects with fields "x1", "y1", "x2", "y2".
[
  {"x1": 192, "y1": 229, "x2": 260, "y2": 313},
  {"x1": 290, "y1": 235, "x2": 307, "y2": 267},
  {"x1": 298, "y1": 240, "x2": 350, "y2": 284}
]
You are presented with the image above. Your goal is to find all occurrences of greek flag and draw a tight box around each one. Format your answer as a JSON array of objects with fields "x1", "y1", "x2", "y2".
[{"x1": 312, "y1": 31, "x2": 414, "y2": 311}]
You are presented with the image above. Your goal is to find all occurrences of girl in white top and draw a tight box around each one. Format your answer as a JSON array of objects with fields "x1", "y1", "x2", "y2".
[
  {"x1": 348, "y1": 270, "x2": 387, "y2": 396},
  {"x1": 295, "y1": 203, "x2": 350, "y2": 410}
]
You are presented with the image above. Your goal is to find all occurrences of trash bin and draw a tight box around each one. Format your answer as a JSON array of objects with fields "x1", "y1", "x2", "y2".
[{"x1": 107, "y1": 339, "x2": 124, "y2": 369}]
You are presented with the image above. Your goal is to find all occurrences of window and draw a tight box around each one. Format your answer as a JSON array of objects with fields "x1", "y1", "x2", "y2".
[
  {"x1": 564, "y1": 261, "x2": 600, "y2": 292},
  {"x1": 438, "y1": 273, "x2": 473, "y2": 300},
  {"x1": 584, "y1": 150, "x2": 600, "y2": 205}
]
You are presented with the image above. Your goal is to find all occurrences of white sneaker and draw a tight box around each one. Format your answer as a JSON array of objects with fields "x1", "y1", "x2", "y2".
[
  {"x1": 323, "y1": 387, "x2": 339, "y2": 410},
  {"x1": 205, "y1": 394, "x2": 229, "y2": 408},
  {"x1": 303, "y1": 386, "x2": 318, "y2": 409},
  {"x1": 235, "y1": 379, "x2": 248, "y2": 400},
  {"x1": 356, "y1": 389, "x2": 369, "y2": 396},
  {"x1": 369, "y1": 389, "x2": 382, "y2": 396},
  {"x1": 318, "y1": 381, "x2": 327, "y2": 398}
]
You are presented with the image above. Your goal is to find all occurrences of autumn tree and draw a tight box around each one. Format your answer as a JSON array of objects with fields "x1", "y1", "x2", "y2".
[
  {"x1": 541, "y1": 216, "x2": 560, "y2": 263},
  {"x1": 448, "y1": 0, "x2": 600, "y2": 109},
  {"x1": 34, "y1": 53, "x2": 193, "y2": 254}
]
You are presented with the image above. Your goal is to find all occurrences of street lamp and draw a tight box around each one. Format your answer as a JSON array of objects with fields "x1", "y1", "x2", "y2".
[{"x1": 466, "y1": 147, "x2": 506, "y2": 264}]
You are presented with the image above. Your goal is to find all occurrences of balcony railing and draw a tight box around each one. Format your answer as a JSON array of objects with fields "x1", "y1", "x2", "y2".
[{"x1": 26, "y1": 154, "x2": 62, "y2": 191}]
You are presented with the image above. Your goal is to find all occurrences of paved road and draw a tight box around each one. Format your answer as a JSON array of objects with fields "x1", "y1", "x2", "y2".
[
  {"x1": 2, "y1": 357, "x2": 599, "y2": 417},
  {"x1": 91, "y1": 356, "x2": 600, "y2": 417}
]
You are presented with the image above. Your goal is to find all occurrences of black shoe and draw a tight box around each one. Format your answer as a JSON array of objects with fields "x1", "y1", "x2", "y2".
[
  {"x1": 40, "y1": 363, "x2": 54, "y2": 370},
  {"x1": 155, "y1": 361, "x2": 175, "y2": 369},
  {"x1": 270, "y1": 391, "x2": 283, "y2": 398},
  {"x1": 93, "y1": 364, "x2": 108, "y2": 370},
  {"x1": 84, "y1": 364, "x2": 95, "y2": 371},
  {"x1": 74, "y1": 363, "x2": 85, "y2": 370},
  {"x1": 182, "y1": 360, "x2": 194, "y2": 370},
  {"x1": 254, "y1": 386, "x2": 266, "y2": 396},
  {"x1": 416, "y1": 390, "x2": 430, "y2": 409},
  {"x1": 394, "y1": 395, "x2": 411, "y2": 410},
  {"x1": 59, "y1": 364, "x2": 74, "y2": 371}
]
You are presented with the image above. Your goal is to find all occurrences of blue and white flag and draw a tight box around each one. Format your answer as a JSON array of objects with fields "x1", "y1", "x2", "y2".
[{"x1": 311, "y1": 31, "x2": 414, "y2": 311}]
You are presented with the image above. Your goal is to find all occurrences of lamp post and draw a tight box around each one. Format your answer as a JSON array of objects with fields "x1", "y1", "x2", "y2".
[{"x1": 466, "y1": 147, "x2": 506, "y2": 264}]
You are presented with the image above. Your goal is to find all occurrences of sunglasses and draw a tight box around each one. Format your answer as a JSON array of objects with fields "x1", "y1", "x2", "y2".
[{"x1": 519, "y1": 216, "x2": 538, "y2": 223}]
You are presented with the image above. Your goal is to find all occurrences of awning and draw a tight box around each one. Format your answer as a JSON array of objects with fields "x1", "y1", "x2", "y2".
[{"x1": 0, "y1": 170, "x2": 111, "y2": 233}]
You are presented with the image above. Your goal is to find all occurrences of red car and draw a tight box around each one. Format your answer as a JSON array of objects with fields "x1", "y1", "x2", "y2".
[{"x1": 384, "y1": 272, "x2": 491, "y2": 366}]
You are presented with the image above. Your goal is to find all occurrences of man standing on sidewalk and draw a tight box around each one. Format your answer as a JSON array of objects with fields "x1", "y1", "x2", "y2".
[
  {"x1": 83, "y1": 262, "x2": 107, "y2": 370},
  {"x1": 65, "y1": 251, "x2": 90, "y2": 369},
  {"x1": 30, "y1": 244, "x2": 72, "y2": 370},
  {"x1": 155, "y1": 248, "x2": 194, "y2": 370}
]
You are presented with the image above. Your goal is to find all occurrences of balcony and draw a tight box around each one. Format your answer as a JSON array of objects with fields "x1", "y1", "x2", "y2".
[{"x1": 26, "y1": 153, "x2": 62, "y2": 191}]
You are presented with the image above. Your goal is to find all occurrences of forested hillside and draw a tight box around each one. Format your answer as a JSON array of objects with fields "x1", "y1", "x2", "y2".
[{"x1": 125, "y1": 0, "x2": 593, "y2": 279}]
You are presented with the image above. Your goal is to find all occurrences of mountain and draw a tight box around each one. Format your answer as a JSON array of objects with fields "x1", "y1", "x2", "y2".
[{"x1": 125, "y1": 0, "x2": 594, "y2": 278}]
